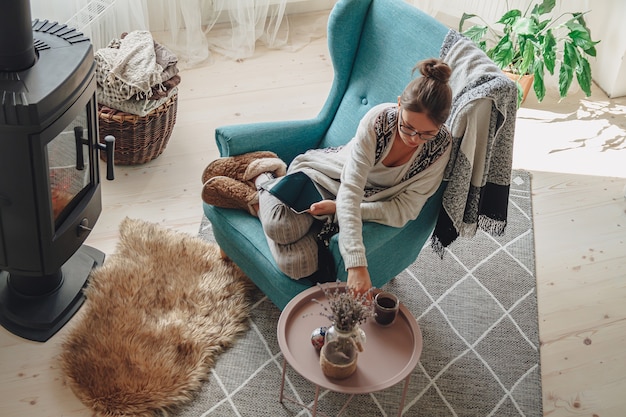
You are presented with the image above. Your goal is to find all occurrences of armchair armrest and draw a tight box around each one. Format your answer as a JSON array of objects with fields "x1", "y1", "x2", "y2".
[{"x1": 215, "y1": 117, "x2": 329, "y2": 164}]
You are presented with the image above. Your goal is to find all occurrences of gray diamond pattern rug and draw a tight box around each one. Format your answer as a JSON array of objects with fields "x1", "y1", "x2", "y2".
[{"x1": 178, "y1": 170, "x2": 541, "y2": 417}]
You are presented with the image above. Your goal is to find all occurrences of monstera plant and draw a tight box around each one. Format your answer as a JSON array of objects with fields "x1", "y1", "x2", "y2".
[{"x1": 459, "y1": 0, "x2": 600, "y2": 102}]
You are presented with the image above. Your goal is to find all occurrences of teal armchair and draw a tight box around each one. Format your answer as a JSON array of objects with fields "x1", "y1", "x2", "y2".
[{"x1": 204, "y1": 0, "x2": 451, "y2": 309}]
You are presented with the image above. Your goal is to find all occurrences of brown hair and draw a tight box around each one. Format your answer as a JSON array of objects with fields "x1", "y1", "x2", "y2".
[{"x1": 399, "y1": 58, "x2": 452, "y2": 126}]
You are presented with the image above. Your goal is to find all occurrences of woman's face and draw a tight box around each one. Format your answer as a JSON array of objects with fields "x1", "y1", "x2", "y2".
[{"x1": 397, "y1": 105, "x2": 440, "y2": 148}]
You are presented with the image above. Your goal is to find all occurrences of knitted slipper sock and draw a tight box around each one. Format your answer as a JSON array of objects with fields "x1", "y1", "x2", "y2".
[
  {"x1": 243, "y1": 157, "x2": 286, "y2": 182},
  {"x1": 202, "y1": 176, "x2": 259, "y2": 216},
  {"x1": 201, "y1": 151, "x2": 284, "y2": 185}
]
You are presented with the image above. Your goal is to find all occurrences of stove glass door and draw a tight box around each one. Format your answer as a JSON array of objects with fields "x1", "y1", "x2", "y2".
[{"x1": 47, "y1": 105, "x2": 91, "y2": 223}]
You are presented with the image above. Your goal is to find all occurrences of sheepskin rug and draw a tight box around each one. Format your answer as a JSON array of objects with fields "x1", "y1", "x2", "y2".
[{"x1": 59, "y1": 218, "x2": 252, "y2": 417}]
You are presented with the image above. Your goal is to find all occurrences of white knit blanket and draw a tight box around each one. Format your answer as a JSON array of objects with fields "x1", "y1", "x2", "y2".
[{"x1": 95, "y1": 30, "x2": 164, "y2": 103}]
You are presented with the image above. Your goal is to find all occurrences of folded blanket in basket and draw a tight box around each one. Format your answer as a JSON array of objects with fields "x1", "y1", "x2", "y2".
[
  {"x1": 146, "y1": 74, "x2": 181, "y2": 101},
  {"x1": 154, "y1": 40, "x2": 179, "y2": 83},
  {"x1": 95, "y1": 30, "x2": 165, "y2": 103},
  {"x1": 97, "y1": 87, "x2": 178, "y2": 117},
  {"x1": 96, "y1": 30, "x2": 181, "y2": 116}
]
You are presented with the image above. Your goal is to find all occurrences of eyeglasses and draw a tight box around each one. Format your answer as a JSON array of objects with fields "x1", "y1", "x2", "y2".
[{"x1": 398, "y1": 112, "x2": 440, "y2": 141}]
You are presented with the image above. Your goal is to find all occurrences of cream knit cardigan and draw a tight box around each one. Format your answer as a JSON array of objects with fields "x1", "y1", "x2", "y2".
[{"x1": 289, "y1": 103, "x2": 451, "y2": 269}]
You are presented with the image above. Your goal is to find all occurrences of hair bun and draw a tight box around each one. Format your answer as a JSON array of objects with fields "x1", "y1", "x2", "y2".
[{"x1": 419, "y1": 58, "x2": 451, "y2": 84}]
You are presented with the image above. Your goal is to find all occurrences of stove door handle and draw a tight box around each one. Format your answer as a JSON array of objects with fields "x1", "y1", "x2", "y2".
[{"x1": 97, "y1": 135, "x2": 115, "y2": 181}]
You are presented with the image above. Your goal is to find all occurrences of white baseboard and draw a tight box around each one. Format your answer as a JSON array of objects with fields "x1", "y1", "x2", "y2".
[
  {"x1": 284, "y1": 0, "x2": 336, "y2": 14},
  {"x1": 208, "y1": 0, "x2": 336, "y2": 25}
]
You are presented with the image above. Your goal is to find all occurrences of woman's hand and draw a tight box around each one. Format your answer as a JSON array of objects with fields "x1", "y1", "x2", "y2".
[
  {"x1": 347, "y1": 266, "x2": 372, "y2": 297},
  {"x1": 309, "y1": 199, "x2": 336, "y2": 216}
]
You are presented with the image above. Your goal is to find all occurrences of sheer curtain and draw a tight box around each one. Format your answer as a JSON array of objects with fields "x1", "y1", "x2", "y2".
[
  {"x1": 147, "y1": 0, "x2": 329, "y2": 69},
  {"x1": 29, "y1": 0, "x2": 329, "y2": 70}
]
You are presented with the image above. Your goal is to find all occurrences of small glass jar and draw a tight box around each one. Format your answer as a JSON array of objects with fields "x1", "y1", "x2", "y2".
[{"x1": 319, "y1": 324, "x2": 366, "y2": 379}]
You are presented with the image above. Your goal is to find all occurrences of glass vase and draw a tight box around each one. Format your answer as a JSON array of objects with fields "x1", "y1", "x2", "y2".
[{"x1": 319, "y1": 324, "x2": 366, "y2": 379}]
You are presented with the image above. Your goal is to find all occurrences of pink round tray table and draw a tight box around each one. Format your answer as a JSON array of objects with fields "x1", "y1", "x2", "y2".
[{"x1": 277, "y1": 282, "x2": 422, "y2": 416}]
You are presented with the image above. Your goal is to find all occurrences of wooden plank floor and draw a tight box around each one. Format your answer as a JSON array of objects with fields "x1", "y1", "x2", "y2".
[{"x1": 1, "y1": 17, "x2": 625, "y2": 417}]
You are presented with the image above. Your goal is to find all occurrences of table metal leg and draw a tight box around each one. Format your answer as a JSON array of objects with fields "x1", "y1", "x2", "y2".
[
  {"x1": 312, "y1": 384, "x2": 320, "y2": 417},
  {"x1": 279, "y1": 358, "x2": 287, "y2": 403},
  {"x1": 279, "y1": 359, "x2": 328, "y2": 417},
  {"x1": 336, "y1": 394, "x2": 355, "y2": 416},
  {"x1": 397, "y1": 374, "x2": 411, "y2": 416},
  {"x1": 280, "y1": 358, "x2": 398, "y2": 417}
]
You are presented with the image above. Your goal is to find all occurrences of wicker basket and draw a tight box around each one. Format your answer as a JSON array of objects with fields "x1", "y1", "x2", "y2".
[{"x1": 98, "y1": 93, "x2": 178, "y2": 165}]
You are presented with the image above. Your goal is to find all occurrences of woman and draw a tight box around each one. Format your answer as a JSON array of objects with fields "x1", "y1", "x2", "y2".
[{"x1": 202, "y1": 58, "x2": 453, "y2": 294}]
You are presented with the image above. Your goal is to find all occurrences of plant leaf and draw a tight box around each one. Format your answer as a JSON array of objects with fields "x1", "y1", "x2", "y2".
[
  {"x1": 512, "y1": 17, "x2": 537, "y2": 36},
  {"x1": 583, "y1": 45, "x2": 598, "y2": 57},
  {"x1": 490, "y1": 35, "x2": 514, "y2": 70},
  {"x1": 478, "y1": 40, "x2": 488, "y2": 53},
  {"x1": 463, "y1": 25, "x2": 489, "y2": 44},
  {"x1": 565, "y1": 20, "x2": 589, "y2": 34},
  {"x1": 540, "y1": 29, "x2": 556, "y2": 74},
  {"x1": 536, "y1": 18, "x2": 550, "y2": 32},
  {"x1": 568, "y1": 31, "x2": 599, "y2": 55},
  {"x1": 532, "y1": 0, "x2": 556, "y2": 16},
  {"x1": 565, "y1": 13, "x2": 600, "y2": 56},
  {"x1": 459, "y1": 12, "x2": 477, "y2": 32},
  {"x1": 518, "y1": 37, "x2": 535, "y2": 75},
  {"x1": 572, "y1": 12, "x2": 588, "y2": 28},
  {"x1": 558, "y1": 63, "x2": 574, "y2": 99},
  {"x1": 563, "y1": 41, "x2": 579, "y2": 70},
  {"x1": 497, "y1": 9, "x2": 522, "y2": 26},
  {"x1": 533, "y1": 60, "x2": 546, "y2": 102},
  {"x1": 576, "y1": 57, "x2": 592, "y2": 97}
]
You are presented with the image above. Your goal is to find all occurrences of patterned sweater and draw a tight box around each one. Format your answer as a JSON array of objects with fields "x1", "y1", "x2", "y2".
[{"x1": 288, "y1": 103, "x2": 451, "y2": 270}]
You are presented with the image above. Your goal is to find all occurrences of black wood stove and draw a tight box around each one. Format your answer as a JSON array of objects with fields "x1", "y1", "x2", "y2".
[{"x1": 0, "y1": 1, "x2": 115, "y2": 341}]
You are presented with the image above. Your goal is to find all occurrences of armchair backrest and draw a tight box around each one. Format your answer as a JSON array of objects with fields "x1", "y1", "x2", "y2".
[{"x1": 318, "y1": 0, "x2": 449, "y2": 149}]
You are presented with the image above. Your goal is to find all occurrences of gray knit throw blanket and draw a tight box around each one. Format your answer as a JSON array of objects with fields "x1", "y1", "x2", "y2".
[{"x1": 431, "y1": 30, "x2": 518, "y2": 255}]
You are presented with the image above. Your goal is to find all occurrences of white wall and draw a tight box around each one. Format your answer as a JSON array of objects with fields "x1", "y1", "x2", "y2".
[{"x1": 583, "y1": 0, "x2": 626, "y2": 98}]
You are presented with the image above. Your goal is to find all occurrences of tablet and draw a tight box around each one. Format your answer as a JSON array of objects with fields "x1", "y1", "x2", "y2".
[{"x1": 262, "y1": 171, "x2": 324, "y2": 214}]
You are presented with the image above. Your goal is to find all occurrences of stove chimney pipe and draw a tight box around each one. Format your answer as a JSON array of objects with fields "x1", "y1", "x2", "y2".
[{"x1": 0, "y1": 0, "x2": 37, "y2": 71}]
